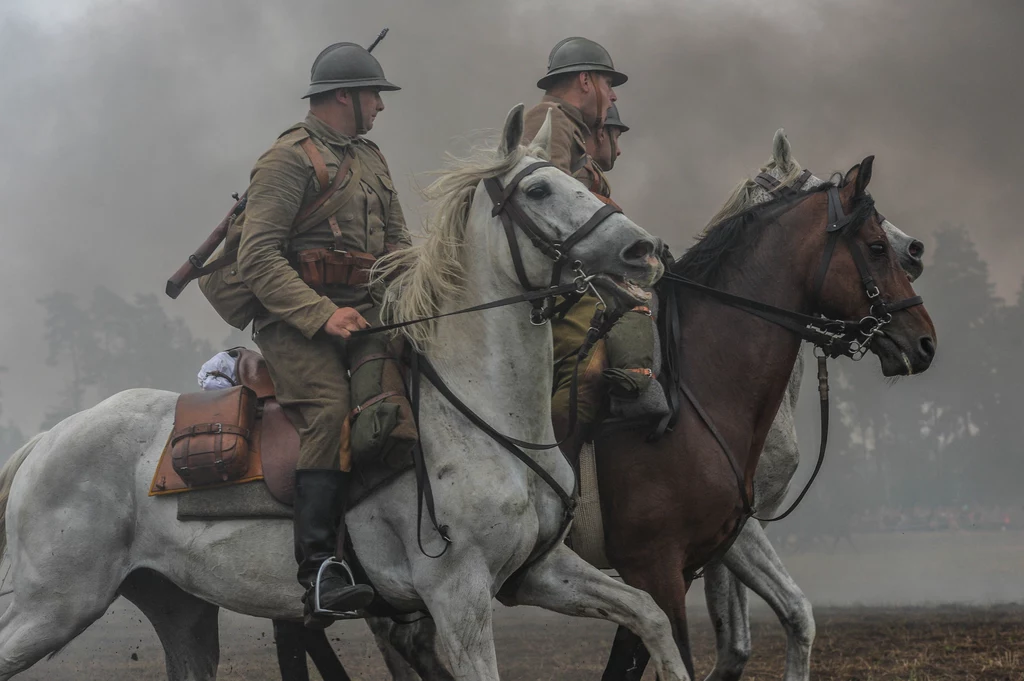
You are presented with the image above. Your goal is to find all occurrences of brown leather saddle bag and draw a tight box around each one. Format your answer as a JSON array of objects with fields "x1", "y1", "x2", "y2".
[{"x1": 170, "y1": 385, "x2": 256, "y2": 486}]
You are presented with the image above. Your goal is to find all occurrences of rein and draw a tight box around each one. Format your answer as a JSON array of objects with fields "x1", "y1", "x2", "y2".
[
  {"x1": 661, "y1": 183, "x2": 923, "y2": 539},
  {"x1": 354, "y1": 159, "x2": 625, "y2": 562}
]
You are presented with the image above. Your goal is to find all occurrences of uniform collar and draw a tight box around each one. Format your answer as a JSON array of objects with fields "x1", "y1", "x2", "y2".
[
  {"x1": 303, "y1": 113, "x2": 354, "y2": 150},
  {"x1": 540, "y1": 95, "x2": 592, "y2": 137}
]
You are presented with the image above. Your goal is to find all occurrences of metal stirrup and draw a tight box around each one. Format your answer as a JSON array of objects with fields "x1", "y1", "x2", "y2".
[{"x1": 312, "y1": 557, "x2": 363, "y2": 619}]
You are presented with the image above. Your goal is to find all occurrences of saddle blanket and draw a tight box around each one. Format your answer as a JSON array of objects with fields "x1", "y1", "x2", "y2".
[{"x1": 176, "y1": 480, "x2": 292, "y2": 521}]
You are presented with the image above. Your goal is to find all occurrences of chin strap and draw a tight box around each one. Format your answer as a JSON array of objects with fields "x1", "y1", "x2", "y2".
[{"x1": 350, "y1": 89, "x2": 367, "y2": 135}]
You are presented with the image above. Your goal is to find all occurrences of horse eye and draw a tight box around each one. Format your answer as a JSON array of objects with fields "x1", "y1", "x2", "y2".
[
  {"x1": 525, "y1": 183, "x2": 550, "y2": 199},
  {"x1": 869, "y1": 241, "x2": 886, "y2": 256}
]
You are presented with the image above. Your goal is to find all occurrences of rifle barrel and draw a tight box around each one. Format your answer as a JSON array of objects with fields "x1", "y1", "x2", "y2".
[{"x1": 367, "y1": 27, "x2": 389, "y2": 53}]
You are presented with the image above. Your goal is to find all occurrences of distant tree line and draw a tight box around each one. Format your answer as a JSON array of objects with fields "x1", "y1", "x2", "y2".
[{"x1": 0, "y1": 287, "x2": 250, "y2": 442}]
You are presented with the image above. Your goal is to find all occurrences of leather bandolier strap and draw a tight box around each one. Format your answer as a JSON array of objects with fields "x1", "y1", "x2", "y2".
[{"x1": 291, "y1": 139, "x2": 380, "y2": 292}]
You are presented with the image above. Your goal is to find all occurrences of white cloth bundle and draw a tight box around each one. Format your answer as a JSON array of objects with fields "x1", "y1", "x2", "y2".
[{"x1": 198, "y1": 351, "x2": 238, "y2": 390}]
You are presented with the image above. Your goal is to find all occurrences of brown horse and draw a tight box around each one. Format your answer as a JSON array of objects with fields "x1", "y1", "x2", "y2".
[{"x1": 595, "y1": 157, "x2": 936, "y2": 680}]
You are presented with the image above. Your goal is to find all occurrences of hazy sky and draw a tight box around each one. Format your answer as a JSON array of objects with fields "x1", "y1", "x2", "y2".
[{"x1": 0, "y1": 0, "x2": 1020, "y2": 429}]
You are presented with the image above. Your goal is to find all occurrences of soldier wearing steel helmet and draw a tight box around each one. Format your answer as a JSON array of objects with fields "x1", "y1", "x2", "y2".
[
  {"x1": 522, "y1": 37, "x2": 626, "y2": 182},
  {"x1": 235, "y1": 40, "x2": 409, "y2": 626},
  {"x1": 549, "y1": 101, "x2": 671, "y2": 453},
  {"x1": 581, "y1": 102, "x2": 628, "y2": 198}
]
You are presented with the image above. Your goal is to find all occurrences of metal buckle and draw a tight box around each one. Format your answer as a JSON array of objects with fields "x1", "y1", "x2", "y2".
[{"x1": 213, "y1": 423, "x2": 223, "y2": 434}]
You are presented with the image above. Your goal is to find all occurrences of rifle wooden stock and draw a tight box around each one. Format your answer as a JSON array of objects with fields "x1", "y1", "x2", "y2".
[{"x1": 165, "y1": 194, "x2": 247, "y2": 299}]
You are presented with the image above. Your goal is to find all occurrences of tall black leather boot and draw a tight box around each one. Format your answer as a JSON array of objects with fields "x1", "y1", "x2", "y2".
[{"x1": 293, "y1": 469, "x2": 375, "y2": 628}]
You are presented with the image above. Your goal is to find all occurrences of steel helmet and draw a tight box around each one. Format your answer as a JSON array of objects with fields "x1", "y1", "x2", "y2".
[
  {"x1": 603, "y1": 103, "x2": 629, "y2": 132},
  {"x1": 537, "y1": 37, "x2": 628, "y2": 90},
  {"x1": 302, "y1": 42, "x2": 400, "y2": 99}
]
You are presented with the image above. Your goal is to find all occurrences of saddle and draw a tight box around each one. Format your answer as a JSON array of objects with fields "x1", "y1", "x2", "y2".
[{"x1": 150, "y1": 349, "x2": 302, "y2": 505}]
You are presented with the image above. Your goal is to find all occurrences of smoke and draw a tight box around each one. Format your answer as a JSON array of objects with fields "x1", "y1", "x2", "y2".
[{"x1": 0, "y1": 0, "x2": 1021, "y2": 427}]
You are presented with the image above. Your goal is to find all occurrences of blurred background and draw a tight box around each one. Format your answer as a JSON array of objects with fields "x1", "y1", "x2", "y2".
[{"x1": 1, "y1": 0, "x2": 1022, "y2": 677}]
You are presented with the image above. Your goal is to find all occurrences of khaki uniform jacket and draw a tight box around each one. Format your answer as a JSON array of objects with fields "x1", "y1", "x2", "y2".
[
  {"x1": 523, "y1": 96, "x2": 593, "y2": 182},
  {"x1": 237, "y1": 114, "x2": 410, "y2": 339},
  {"x1": 582, "y1": 162, "x2": 612, "y2": 199}
]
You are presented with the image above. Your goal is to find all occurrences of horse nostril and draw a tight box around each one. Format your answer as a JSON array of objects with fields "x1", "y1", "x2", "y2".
[
  {"x1": 909, "y1": 240, "x2": 925, "y2": 260},
  {"x1": 919, "y1": 336, "x2": 936, "y2": 360},
  {"x1": 623, "y1": 239, "x2": 655, "y2": 262}
]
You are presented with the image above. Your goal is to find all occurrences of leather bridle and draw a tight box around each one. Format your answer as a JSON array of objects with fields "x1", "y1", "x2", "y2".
[
  {"x1": 483, "y1": 161, "x2": 623, "y2": 324},
  {"x1": 753, "y1": 170, "x2": 923, "y2": 360},
  {"x1": 354, "y1": 160, "x2": 630, "y2": 566}
]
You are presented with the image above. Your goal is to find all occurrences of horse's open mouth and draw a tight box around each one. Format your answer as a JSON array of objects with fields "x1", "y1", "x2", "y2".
[{"x1": 591, "y1": 273, "x2": 652, "y2": 306}]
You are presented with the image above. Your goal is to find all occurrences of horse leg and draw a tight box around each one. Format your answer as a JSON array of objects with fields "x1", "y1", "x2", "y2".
[
  {"x1": 601, "y1": 627, "x2": 649, "y2": 681},
  {"x1": 416, "y1": 565, "x2": 500, "y2": 680},
  {"x1": 271, "y1": 620, "x2": 312, "y2": 681},
  {"x1": 0, "y1": 566, "x2": 122, "y2": 681},
  {"x1": 720, "y1": 521, "x2": 814, "y2": 681},
  {"x1": 702, "y1": 560, "x2": 750, "y2": 681},
  {"x1": 118, "y1": 568, "x2": 220, "y2": 681},
  {"x1": 367, "y1": 618, "x2": 420, "y2": 681},
  {"x1": 596, "y1": 556, "x2": 696, "y2": 681},
  {"x1": 508, "y1": 544, "x2": 690, "y2": 681},
  {"x1": 366, "y1": 616, "x2": 455, "y2": 681},
  {"x1": 301, "y1": 626, "x2": 353, "y2": 681}
]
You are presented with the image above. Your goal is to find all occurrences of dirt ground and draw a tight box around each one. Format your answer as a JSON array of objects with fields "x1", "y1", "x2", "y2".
[
  {"x1": 9, "y1": 531, "x2": 1024, "y2": 680},
  {"x1": 13, "y1": 605, "x2": 1024, "y2": 680}
]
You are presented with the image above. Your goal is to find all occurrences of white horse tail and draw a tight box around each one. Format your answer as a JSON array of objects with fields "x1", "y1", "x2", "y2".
[{"x1": 0, "y1": 432, "x2": 46, "y2": 557}]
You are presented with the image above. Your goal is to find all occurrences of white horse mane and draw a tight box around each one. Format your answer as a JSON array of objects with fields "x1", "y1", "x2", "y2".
[
  {"x1": 705, "y1": 132, "x2": 807, "y2": 230},
  {"x1": 371, "y1": 142, "x2": 541, "y2": 348}
]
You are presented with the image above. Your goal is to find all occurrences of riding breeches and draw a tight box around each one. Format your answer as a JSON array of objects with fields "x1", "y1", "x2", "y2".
[{"x1": 254, "y1": 320, "x2": 351, "y2": 471}]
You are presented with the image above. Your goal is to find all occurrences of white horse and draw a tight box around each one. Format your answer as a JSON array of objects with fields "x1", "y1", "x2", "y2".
[
  {"x1": 700, "y1": 129, "x2": 925, "y2": 681},
  {"x1": 0, "y1": 105, "x2": 692, "y2": 681}
]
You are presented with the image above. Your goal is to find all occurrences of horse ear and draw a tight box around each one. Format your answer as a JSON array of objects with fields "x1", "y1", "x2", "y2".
[
  {"x1": 531, "y1": 109, "x2": 555, "y2": 161},
  {"x1": 843, "y1": 156, "x2": 875, "y2": 195},
  {"x1": 856, "y1": 155, "x2": 874, "y2": 194},
  {"x1": 772, "y1": 128, "x2": 793, "y2": 171},
  {"x1": 500, "y1": 104, "x2": 526, "y2": 157}
]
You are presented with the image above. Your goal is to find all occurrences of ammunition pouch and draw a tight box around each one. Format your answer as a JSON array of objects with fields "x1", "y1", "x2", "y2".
[
  {"x1": 347, "y1": 310, "x2": 418, "y2": 469},
  {"x1": 293, "y1": 249, "x2": 378, "y2": 293}
]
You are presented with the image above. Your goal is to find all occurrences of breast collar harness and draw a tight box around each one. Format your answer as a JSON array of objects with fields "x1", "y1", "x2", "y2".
[{"x1": 482, "y1": 161, "x2": 623, "y2": 324}]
